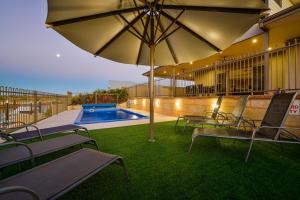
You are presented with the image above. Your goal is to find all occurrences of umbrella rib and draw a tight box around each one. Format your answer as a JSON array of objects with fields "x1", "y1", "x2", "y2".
[
  {"x1": 158, "y1": 5, "x2": 266, "y2": 14},
  {"x1": 154, "y1": 9, "x2": 184, "y2": 44},
  {"x1": 160, "y1": 11, "x2": 221, "y2": 52},
  {"x1": 94, "y1": 12, "x2": 146, "y2": 56},
  {"x1": 156, "y1": 20, "x2": 178, "y2": 64},
  {"x1": 133, "y1": 0, "x2": 149, "y2": 40},
  {"x1": 154, "y1": 0, "x2": 165, "y2": 40},
  {"x1": 127, "y1": 28, "x2": 148, "y2": 43},
  {"x1": 136, "y1": 15, "x2": 151, "y2": 65},
  {"x1": 47, "y1": 6, "x2": 146, "y2": 27},
  {"x1": 119, "y1": 14, "x2": 145, "y2": 42}
]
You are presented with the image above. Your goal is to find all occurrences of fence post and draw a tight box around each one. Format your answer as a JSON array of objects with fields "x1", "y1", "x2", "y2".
[
  {"x1": 56, "y1": 95, "x2": 59, "y2": 114},
  {"x1": 5, "y1": 101, "x2": 9, "y2": 122},
  {"x1": 33, "y1": 91, "x2": 38, "y2": 123},
  {"x1": 67, "y1": 91, "x2": 72, "y2": 108}
]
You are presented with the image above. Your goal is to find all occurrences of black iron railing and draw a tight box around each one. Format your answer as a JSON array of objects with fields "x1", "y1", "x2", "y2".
[{"x1": 0, "y1": 86, "x2": 70, "y2": 128}]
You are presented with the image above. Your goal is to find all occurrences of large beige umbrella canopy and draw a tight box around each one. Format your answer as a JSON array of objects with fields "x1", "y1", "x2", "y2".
[{"x1": 46, "y1": 0, "x2": 267, "y2": 142}]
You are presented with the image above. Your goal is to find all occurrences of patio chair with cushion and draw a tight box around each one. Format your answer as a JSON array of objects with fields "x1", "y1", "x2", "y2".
[
  {"x1": 0, "y1": 124, "x2": 89, "y2": 142},
  {"x1": 175, "y1": 96, "x2": 223, "y2": 130},
  {"x1": 183, "y1": 95, "x2": 250, "y2": 132},
  {"x1": 189, "y1": 92, "x2": 300, "y2": 162},
  {"x1": 0, "y1": 148, "x2": 128, "y2": 200}
]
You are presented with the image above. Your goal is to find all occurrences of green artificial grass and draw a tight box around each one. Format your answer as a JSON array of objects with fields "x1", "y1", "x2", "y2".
[{"x1": 2, "y1": 121, "x2": 300, "y2": 200}]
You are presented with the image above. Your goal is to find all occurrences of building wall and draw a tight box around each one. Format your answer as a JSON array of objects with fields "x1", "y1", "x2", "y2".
[{"x1": 124, "y1": 95, "x2": 300, "y2": 130}]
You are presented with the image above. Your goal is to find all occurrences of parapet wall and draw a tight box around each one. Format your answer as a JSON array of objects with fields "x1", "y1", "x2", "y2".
[{"x1": 124, "y1": 95, "x2": 300, "y2": 128}]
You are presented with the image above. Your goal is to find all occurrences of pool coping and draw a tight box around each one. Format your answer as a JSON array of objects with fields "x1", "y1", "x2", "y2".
[{"x1": 74, "y1": 108, "x2": 149, "y2": 125}]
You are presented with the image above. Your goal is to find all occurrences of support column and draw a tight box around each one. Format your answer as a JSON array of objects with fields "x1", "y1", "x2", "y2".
[
  {"x1": 172, "y1": 66, "x2": 176, "y2": 97},
  {"x1": 149, "y1": 45, "x2": 155, "y2": 142},
  {"x1": 263, "y1": 29, "x2": 270, "y2": 93}
]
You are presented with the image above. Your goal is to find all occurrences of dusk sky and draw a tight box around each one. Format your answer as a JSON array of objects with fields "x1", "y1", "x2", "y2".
[{"x1": 0, "y1": 1, "x2": 149, "y2": 94}]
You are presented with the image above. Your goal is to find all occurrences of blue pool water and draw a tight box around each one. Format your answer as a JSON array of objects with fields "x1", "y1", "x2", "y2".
[{"x1": 74, "y1": 107, "x2": 147, "y2": 124}]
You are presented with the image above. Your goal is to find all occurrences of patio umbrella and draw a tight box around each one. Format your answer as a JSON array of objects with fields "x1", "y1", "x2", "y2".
[{"x1": 46, "y1": 0, "x2": 267, "y2": 142}]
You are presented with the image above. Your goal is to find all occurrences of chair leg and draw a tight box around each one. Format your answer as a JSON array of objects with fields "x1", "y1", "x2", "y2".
[
  {"x1": 87, "y1": 140, "x2": 100, "y2": 151},
  {"x1": 92, "y1": 140, "x2": 100, "y2": 151},
  {"x1": 245, "y1": 139, "x2": 254, "y2": 163},
  {"x1": 280, "y1": 143, "x2": 284, "y2": 152},
  {"x1": 116, "y1": 158, "x2": 129, "y2": 181},
  {"x1": 278, "y1": 135, "x2": 284, "y2": 152},
  {"x1": 18, "y1": 163, "x2": 21, "y2": 171},
  {"x1": 188, "y1": 138, "x2": 195, "y2": 153},
  {"x1": 30, "y1": 158, "x2": 36, "y2": 167},
  {"x1": 175, "y1": 117, "x2": 180, "y2": 129},
  {"x1": 82, "y1": 128, "x2": 90, "y2": 138},
  {"x1": 183, "y1": 122, "x2": 188, "y2": 133},
  {"x1": 232, "y1": 139, "x2": 237, "y2": 145}
]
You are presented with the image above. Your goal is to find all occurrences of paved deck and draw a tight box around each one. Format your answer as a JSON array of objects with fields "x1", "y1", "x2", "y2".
[{"x1": 15, "y1": 108, "x2": 176, "y2": 131}]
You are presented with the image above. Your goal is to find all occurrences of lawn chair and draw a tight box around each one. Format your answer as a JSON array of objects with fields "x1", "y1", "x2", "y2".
[
  {"x1": 184, "y1": 95, "x2": 249, "y2": 132},
  {"x1": 0, "y1": 134, "x2": 99, "y2": 170},
  {"x1": 0, "y1": 148, "x2": 128, "y2": 200},
  {"x1": 175, "y1": 96, "x2": 223, "y2": 130},
  {"x1": 0, "y1": 124, "x2": 89, "y2": 142},
  {"x1": 189, "y1": 92, "x2": 300, "y2": 162}
]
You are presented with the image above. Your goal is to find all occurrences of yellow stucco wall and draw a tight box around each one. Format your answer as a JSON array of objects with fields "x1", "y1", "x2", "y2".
[{"x1": 126, "y1": 96, "x2": 300, "y2": 130}]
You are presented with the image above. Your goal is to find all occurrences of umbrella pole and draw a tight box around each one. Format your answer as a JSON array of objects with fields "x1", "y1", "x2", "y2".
[{"x1": 149, "y1": 45, "x2": 155, "y2": 142}]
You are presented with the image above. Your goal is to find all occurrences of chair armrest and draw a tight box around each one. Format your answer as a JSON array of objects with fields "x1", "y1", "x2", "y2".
[
  {"x1": 24, "y1": 125, "x2": 43, "y2": 141},
  {"x1": 216, "y1": 112, "x2": 234, "y2": 121},
  {"x1": 240, "y1": 118, "x2": 256, "y2": 128},
  {"x1": 218, "y1": 112, "x2": 234, "y2": 118},
  {"x1": 258, "y1": 126, "x2": 300, "y2": 130},
  {"x1": 0, "y1": 142, "x2": 34, "y2": 157},
  {"x1": 0, "y1": 142, "x2": 35, "y2": 166},
  {"x1": 0, "y1": 186, "x2": 40, "y2": 200},
  {"x1": 255, "y1": 126, "x2": 300, "y2": 141},
  {"x1": 78, "y1": 127, "x2": 91, "y2": 138},
  {"x1": 0, "y1": 124, "x2": 43, "y2": 141}
]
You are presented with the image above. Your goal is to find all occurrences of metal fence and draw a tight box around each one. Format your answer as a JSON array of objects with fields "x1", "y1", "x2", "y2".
[
  {"x1": 0, "y1": 86, "x2": 70, "y2": 128},
  {"x1": 128, "y1": 39, "x2": 300, "y2": 98}
]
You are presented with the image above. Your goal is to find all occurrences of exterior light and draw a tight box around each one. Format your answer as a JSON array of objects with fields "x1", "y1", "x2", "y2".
[
  {"x1": 56, "y1": 53, "x2": 61, "y2": 58},
  {"x1": 155, "y1": 99, "x2": 160, "y2": 107},
  {"x1": 133, "y1": 99, "x2": 137, "y2": 105},
  {"x1": 189, "y1": 74, "x2": 192, "y2": 77},
  {"x1": 177, "y1": 72, "x2": 180, "y2": 75},
  {"x1": 219, "y1": 51, "x2": 223, "y2": 54},
  {"x1": 175, "y1": 99, "x2": 181, "y2": 109},
  {"x1": 268, "y1": 47, "x2": 272, "y2": 51},
  {"x1": 142, "y1": 99, "x2": 146, "y2": 106},
  {"x1": 212, "y1": 103, "x2": 218, "y2": 109},
  {"x1": 252, "y1": 39, "x2": 257, "y2": 44},
  {"x1": 163, "y1": 71, "x2": 167, "y2": 74},
  {"x1": 190, "y1": 61, "x2": 193, "y2": 64}
]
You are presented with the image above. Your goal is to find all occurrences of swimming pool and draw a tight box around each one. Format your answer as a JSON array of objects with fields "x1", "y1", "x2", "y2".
[{"x1": 74, "y1": 107, "x2": 147, "y2": 124}]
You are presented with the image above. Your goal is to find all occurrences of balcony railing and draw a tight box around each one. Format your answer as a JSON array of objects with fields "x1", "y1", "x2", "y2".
[{"x1": 127, "y1": 39, "x2": 300, "y2": 98}]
